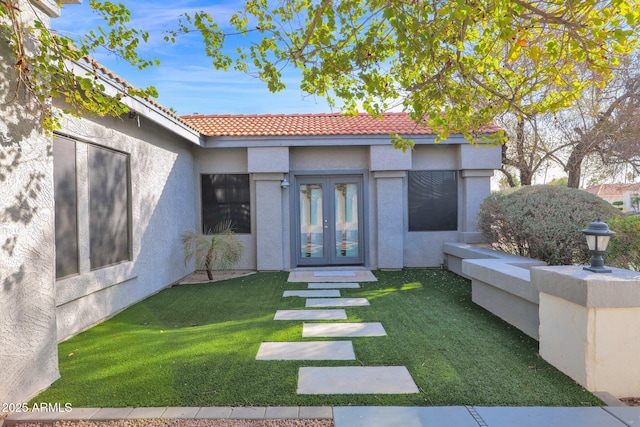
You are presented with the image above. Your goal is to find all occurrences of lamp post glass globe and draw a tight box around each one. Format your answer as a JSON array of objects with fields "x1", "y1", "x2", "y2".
[{"x1": 582, "y1": 218, "x2": 615, "y2": 273}]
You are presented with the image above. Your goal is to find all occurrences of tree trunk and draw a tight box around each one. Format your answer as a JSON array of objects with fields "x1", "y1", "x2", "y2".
[
  {"x1": 499, "y1": 168, "x2": 518, "y2": 188},
  {"x1": 565, "y1": 138, "x2": 589, "y2": 188},
  {"x1": 205, "y1": 249, "x2": 213, "y2": 280}
]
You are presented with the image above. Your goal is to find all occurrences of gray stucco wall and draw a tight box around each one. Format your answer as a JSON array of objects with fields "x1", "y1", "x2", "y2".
[
  {"x1": 194, "y1": 148, "x2": 256, "y2": 270},
  {"x1": 197, "y1": 138, "x2": 500, "y2": 270},
  {"x1": 54, "y1": 114, "x2": 197, "y2": 341},
  {"x1": 0, "y1": 0, "x2": 60, "y2": 404}
]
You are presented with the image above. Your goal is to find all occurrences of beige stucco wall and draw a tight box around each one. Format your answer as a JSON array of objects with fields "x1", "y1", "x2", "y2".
[
  {"x1": 290, "y1": 145, "x2": 369, "y2": 171},
  {"x1": 211, "y1": 140, "x2": 500, "y2": 270},
  {"x1": 534, "y1": 266, "x2": 640, "y2": 397},
  {"x1": 193, "y1": 147, "x2": 256, "y2": 270},
  {"x1": 539, "y1": 292, "x2": 640, "y2": 397},
  {"x1": 54, "y1": 114, "x2": 197, "y2": 340},
  {"x1": 0, "y1": 0, "x2": 61, "y2": 403}
]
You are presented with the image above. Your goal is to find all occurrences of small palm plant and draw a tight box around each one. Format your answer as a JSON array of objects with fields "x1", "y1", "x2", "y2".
[{"x1": 181, "y1": 220, "x2": 244, "y2": 280}]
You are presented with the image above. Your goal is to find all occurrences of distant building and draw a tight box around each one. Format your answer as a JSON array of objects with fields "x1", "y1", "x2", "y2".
[{"x1": 584, "y1": 183, "x2": 640, "y2": 213}]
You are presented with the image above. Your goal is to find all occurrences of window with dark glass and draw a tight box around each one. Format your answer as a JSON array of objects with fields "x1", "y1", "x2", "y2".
[
  {"x1": 88, "y1": 145, "x2": 131, "y2": 269},
  {"x1": 408, "y1": 170, "x2": 458, "y2": 231},
  {"x1": 53, "y1": 136, "x2": 79, "y2": 279},
  {"x1": 201, "y1": 174, "x2": 251, "y2": 234}
]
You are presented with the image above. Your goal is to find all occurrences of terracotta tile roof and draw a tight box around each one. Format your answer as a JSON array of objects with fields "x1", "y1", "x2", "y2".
[{"x1": 181, "y1": 112, "x2": 502, "y2": 137}]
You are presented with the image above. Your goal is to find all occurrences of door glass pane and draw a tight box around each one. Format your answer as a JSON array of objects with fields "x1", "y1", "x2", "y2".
[
  {"x1": 335, "y1": 183, "x2": 359, "y2": 258},
  {"x1": 300, "y1": 184, "x2": 324, "y2": 258}
]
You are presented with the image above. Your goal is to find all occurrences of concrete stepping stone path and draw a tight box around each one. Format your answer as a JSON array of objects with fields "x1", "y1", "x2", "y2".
[
  {"x1": 260, "y1": 271, "x2": 419, "y2": 398},
  {"x1": 274, "y1": 309, "x2": 347, "y2": 320},
  {"x1": 297, "y1": 366, "x2": 419, "y2": 394},
  {"x1": 314, "y1": 271, "x2": 356, "y2": 277},
  {"x1": 283, "y1": 290, "x2": 341, "y2": 298},
  {"x1": 256, "y1": 341, "x2": 355, "y2": 360},
  {"x1": 306, "y1": 297, "x2": 370, "y2": 307},
  {"x1": 302, "y1": 322, "x2": 387, "y2": 338},
  {"x1": 308, "y1": 283, "x2": 360, "y2": 289}
]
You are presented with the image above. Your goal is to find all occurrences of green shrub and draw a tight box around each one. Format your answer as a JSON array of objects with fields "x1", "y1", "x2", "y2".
[
  {"x1": 607, "y1": 215, "x2": 640, "y2": 271},
  {"x1": 478, "y1": 185, "x2": 622, "y2": 265}
]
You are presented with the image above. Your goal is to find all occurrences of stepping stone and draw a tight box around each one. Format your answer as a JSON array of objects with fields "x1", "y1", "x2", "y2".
[
  {"x1": 297, "y1": 366, "x2": 419, "y2": 394},
  {"x1": 314, "y1": 271, "x2": 356, "y2": 277},
  {"x1": 303, "y1": 322, "x2": 387, "y2": 337},
  {"x1": 283, "y1": 290, "x2": 341, "y2": 298},
  {"x1": 306, "y1": 298, "x2": 370, "y2": 307},
  {"x1": 273, "y1": 308, "x2": 347, "y2": 320},
  {"x1": 256, "y1": 341, "x2": 355, "y2": 360},
  {"x1": 308, "y1": 283, "x2": 360, "y2": 289},
  {"x1": 274, "y1": 309, "x2": 347, "y2": 320},
  {"x1": 288, "y1": 270, "x2": 377, "y2": 283}
]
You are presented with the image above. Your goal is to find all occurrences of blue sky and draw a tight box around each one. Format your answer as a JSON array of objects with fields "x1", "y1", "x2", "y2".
[{"x1": 52, "y1": 1, "x2": 334, "y2": 116}]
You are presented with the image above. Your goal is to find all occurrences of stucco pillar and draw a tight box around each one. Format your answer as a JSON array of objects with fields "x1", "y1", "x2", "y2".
[
  {"x1": 252, "y1": 174, "x2": 287, "y2": 270},
  {"x1": 370, "y1": 145, "x2": 411, "y2": 270},
  {"x1": 0, "y1": 0, "x2": 62, "y2": 403},
  {"x1": 457, "y1": 143, "x2": 500, "y2": 244},
  {"x1": 248, "y1": 147, "x2": 289, "y2": 271},
  {"x1": 373, "y1": 171, "x2": 405, "y2": 269},
  {"x1": 459, "y1": 169, "x2": 494, "y2": 243},
  {"x1": 532, "y1": 266, "x2": 640, "y2": 397}
]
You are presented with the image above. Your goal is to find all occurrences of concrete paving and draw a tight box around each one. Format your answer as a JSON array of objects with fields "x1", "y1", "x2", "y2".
[
  {"x1": 274, "y1": 309, "x2": 348, "y2": 320},
  {"x1": 308, "y1": 282, "x2": 361, "y2": 289},
  {"x1": 474, "y1": 406, "x2": 631, "y2": 427},
  {"x1": 332, "y1": 406, "x2": 640, "y2": 427},
  {"x1": 333, "y1": 406, "x2": 479, "y2": 427},
  {"x1": 302, "y1": 322, "x2": 387, "y2": 337},
  {"x1": 283, "y1": 289, "x2": 341, "y2": 298},
  {"x1": 6, "y1": 406, "x2": 640, "y2": 426},
  {"x1": 306, "y1": 297, "x2": 370, "y2": 307},
  {"x1": 314, "y1": 271, "x2": 355, "y2": 277},
  {"x1": 288, "y1": 269, "x2": 377, "y2": 282},
  {"x1": 297, "y1": 366, "x2": 420, "y2": 394},
  {"x1": 256, "y1": 341, "x2": 356, "y2": 360}
]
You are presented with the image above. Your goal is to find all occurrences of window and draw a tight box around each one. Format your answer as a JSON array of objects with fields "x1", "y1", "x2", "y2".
[
  {"x1": 408, "y1": 170, "x2": 458, "y2": 231},
  {"x1": 53, "y1": 137, "x2": 131, "y2": 277},
  {"x1": 53, "y1": 136, "x2": 79, "y2": 279},
  {"x1": 201, "y1": 174, "x2": 250, "y2": 234},
  {"x1": 88, "y1": 145, "x2": 131, "y2": 269}
]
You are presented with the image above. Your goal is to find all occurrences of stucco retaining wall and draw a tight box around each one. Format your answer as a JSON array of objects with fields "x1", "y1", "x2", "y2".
[{"x1": 444, "y1": 243, "x2": 546, "y2": 339}]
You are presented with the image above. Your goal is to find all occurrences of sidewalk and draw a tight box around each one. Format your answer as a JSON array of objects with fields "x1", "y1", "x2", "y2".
[{"x1": 5, "y1": 405, "x2": 640, "y2": 426}]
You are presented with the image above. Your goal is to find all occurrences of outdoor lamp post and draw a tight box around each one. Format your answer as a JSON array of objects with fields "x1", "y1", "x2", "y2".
[{"x1": 582, "y1": 217, "x2": 616, "y2": 273}]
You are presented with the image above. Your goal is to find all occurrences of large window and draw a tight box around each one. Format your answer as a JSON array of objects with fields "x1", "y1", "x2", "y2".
[
  {"x1": 88, "y1": 145, "x2": 131, "y2": 269},
  {"x1": 53, "y1": 136, "x2": 79, "y2": 279},
  {"x1": 408, "y1": 170, "x2": 458, "y2": 231},
  {"x1": 53, "y1": 136, "x2": 131, "y2": 278},
  {"x1": 201, "y1": 174, "x2": 251, "y2": 234}
]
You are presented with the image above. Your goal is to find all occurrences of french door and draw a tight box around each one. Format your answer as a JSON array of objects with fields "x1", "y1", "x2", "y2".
[{"x1": 295, "y1": 176, "x2": 364, "y2": 266}]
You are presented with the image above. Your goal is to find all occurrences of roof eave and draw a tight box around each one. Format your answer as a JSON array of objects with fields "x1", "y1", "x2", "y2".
[
  {"x1": 69, "y1": 59, "x2": 203, "y2": 146},
  {"x1": 199, "y1": 132, "x2": 481, "y2": 148}
]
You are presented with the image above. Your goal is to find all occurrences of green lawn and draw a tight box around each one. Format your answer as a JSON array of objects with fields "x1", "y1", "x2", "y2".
[{"x1": 34, "y1": 269, "x2": 602, "y2": 407}]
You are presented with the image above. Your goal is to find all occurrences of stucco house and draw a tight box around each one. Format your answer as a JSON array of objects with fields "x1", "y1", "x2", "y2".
[
  {"x1": 0, "y1": 0, "x2": 500, "y2": 403},
  {"x1": 584, "y1": 183, "x2": 640, "y2": 213}
]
